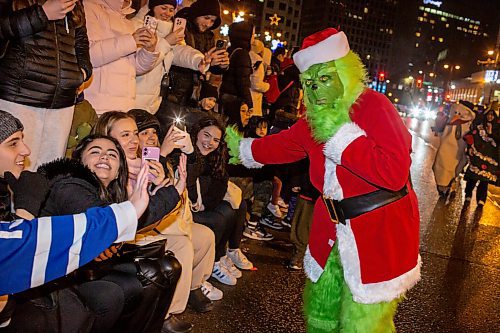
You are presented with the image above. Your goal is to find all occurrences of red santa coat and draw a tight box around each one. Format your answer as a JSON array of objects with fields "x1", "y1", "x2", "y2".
[{"x1": 240, "y1": 89, "x2": 421, "y2": 304}]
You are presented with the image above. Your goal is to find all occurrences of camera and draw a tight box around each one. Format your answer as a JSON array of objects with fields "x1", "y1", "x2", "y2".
[{"x1": 216, "y1": 39, "x2": 227, "y2": 50}]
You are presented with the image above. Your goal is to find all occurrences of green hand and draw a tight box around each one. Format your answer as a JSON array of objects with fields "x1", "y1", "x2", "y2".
[{"x1": 225, "y1": 126, "x2": 243, "y2": 165}]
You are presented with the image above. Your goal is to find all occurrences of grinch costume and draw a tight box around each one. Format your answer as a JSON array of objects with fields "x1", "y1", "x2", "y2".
[{"x1": 227, "y1": 28, "x2": 421, "y2": 332}]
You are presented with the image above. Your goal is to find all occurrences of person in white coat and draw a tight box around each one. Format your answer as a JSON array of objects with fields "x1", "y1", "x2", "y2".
[
  {"x1": 249, "y1": 39, "x2": 270, "y2": 117},
  {"x1": 132, "y1": 0, "x2": 209, "y2": 115},
  {"x1": 84, "y1": 0, "x2": 159, "y2": 115}
]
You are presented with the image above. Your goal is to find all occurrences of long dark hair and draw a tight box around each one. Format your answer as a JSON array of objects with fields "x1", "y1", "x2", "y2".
[
  {"x1": 244, "y1": 116, "x2": 268, "y2": 138},
  {"x1": 72, "y1": 134, "x2": 129, "y2": 203},
  {"x1": 12, "y1": 0, "x2": 86, "y2": 28},
  {"x1": 190, "y1": 116, "x2": 227, "y2": 180}
]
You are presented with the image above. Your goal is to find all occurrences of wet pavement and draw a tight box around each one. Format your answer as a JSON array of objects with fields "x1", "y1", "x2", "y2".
[{"x1": 179, "y1": 117, "x2": 500, "y2": 333}]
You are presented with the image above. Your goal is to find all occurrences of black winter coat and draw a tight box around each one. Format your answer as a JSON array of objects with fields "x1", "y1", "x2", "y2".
[
  {"x1": 219, "y1": 47, "x2": 253, "y2": 108},
  {"x1": 166, "y1": 8, "x2": 225, "y2": 106},
  {"x1": 0, "y1": 2, "x2": 92, "y2": 108},
  {"x1": 187, "y1": 151, "x2": 228, "y2": 211},
  {"x1": 39, "y1": 159, "x2": 180, "y2": 229}
]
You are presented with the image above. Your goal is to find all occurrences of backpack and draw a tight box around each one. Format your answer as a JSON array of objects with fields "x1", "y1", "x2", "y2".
[{"x1": 264, "y1": 74, "x2": 293, "y2": 104}]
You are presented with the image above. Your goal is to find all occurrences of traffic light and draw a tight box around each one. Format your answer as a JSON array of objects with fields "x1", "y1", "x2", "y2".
[
  {"x1": 416, "y1": 78, "x2": 423, "y2": 88},
  {"x1": 378, "y1": 72, "x2": 385, "y2": 82}
]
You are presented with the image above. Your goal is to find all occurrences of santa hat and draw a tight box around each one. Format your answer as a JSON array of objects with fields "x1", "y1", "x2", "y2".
[{"x1": 293, "y1": 28, "x2": 350, "y2": 73}]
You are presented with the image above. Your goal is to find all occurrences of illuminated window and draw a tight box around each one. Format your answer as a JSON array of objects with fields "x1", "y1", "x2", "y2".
[
  {"x1": 441, "y1": 17, "x2": 446, "y2": 22},
  {"x1": 469, "y1": 24, "x2": 473, "y2": 28},
  {"x1": 430, "y1": 19, "x2": 435, "y2": 24},
  {"x1": 418, "y1": 17, "x2": 423, "y2": 21},
  {"x1": 389, "y1": 29, "x2": 393, "y2": 34},
  {"x1": 473, "y1": 31, "x2": 477, "y2": 35},
  {"x1": 438, "y1": 37, "x2": 443, "y2": 42},
  {"x1": 364, "y1": 7, "x2": 368, "y2": 13},
  {"x1": 415, "y1": 43, "x2": 419, "y2": 48},
  {"x1": 423, "y1": 12, "x2": 427, "y2": 17},
  {"x1": 474, "y1": 25, "x2": 478, "y2": 29},
  {"x1": 415, "y1": 32, "x2": 421, "y2": 37},
  {"x1": 431, "y1": 36, "x2": 435, "y2": 40},
  {"x1": 430, "y1": 9, "x2": 436, "y2": 14},
  {"x1": 446, "y1": 23, "x2": 449, "y2": 28}
]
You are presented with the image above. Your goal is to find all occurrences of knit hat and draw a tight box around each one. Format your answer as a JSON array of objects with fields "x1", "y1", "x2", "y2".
[
  {"x1": 148, "y1": 0, "x2": 177, "y2": 10},
  {"x1": 188, "y1": 0, "x2": 221, "y2": 30},
  {"x1": 199, "y1": 82, "x2": 218, "y2": 101},
  {"x1": 0, "y1": 110, "x2": 24, "y2": 143},
  {"x1": 228, "y1": 21, "x2": 254, "y2": 49},
  {"x1": 128, "y1": 109, "x2": 161, "y2": 133},
  {"x1": 293, "y1": 28, "x2": 350, "y2": 73}
]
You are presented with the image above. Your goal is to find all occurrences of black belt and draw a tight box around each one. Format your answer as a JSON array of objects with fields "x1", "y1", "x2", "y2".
[{"x1": 323, "y1": 185, "x2": 409, "y2": 225}]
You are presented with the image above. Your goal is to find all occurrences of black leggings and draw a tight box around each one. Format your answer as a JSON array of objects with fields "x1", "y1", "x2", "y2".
[
  {"x1": 465, "y1": 179, "x2": 489, "y2": 203},
  {"x1": 193, "y1": 200, "x2": 246, "y2": 261}
]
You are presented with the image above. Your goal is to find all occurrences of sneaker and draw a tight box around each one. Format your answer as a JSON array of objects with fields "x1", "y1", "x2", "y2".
[
  {"x1": 227, "y1": 248, "x2": 254, "y2": 270},
  {"x1": 187, "y1": 287, "x2": 213, "y2": 313},
  {"x1": 211, "y1": 261, "x2": 237, "y2": 285},
  {"x1": 281, "y1": 217, "x2": 292, "y2": 228},
  {"x1": 260, "y1": 212, "x2": 284, "y2": 230},
  {"x1": 201, "y1": 281, "x2": 223, "y2": 301},
  {"x1": 243, "y1": 225, "x2": 274, "y2": 241},
  {"x1": 277, "y1": 198, "x2": 289, "y2": 212},
  {"x1": 477, "y1": 200, "x2": 485, "y2": 206},
  {"x1": 220, "y1": 255, "x2": 243, "y2": 278},
  {"x1": 267, "y1": 202, "x2": 283, "y2": 218}
]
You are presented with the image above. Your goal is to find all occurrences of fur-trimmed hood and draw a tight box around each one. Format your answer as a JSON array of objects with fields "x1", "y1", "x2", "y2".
[{"x1": 38, "y1": 158, "x2": 101, "y2": 189}]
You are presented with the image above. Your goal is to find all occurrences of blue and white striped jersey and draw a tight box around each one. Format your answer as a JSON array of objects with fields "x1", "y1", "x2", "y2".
[{"x1": 0, "y1": 202, "x2": 137, "y2": 295}]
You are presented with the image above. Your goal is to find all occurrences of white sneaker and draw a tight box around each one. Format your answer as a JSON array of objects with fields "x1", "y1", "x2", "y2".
[
  {"x1": 201, "y1": 281, "x2": 223, "y2": 301},
  {"x1": 266, "y1": 202, "x2": 283, "y2": 218},
  {"x1": 277, "y1": 198, "x2": 289, "y2": 212},
  {"x1": 212, "y1": 261, "x2": 237, "y2": 285},
  {"x1": 227, "y1": 248, "x2": 254, "y2": 270},
  {"x1": 220, "y1": 255, "x2": 242, "y2": 278}
]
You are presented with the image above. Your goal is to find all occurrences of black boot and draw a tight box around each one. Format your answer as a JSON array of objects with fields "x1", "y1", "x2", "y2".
[
  {"x1": 162, "y1": 315, "x2": 193, "y2": 333},
  {"x1": 188, "y1": 287, "x2": 213, "y2": 313}
]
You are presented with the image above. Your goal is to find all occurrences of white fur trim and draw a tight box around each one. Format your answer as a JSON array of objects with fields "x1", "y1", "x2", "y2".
[
  {"x1": 239, "y1": 138, "x2": 264, "y2": 168},
  {"x1": 304, "y1": 246, "x2": 324, "y2": 283},
  {"x1": 323, "y1": 158, "x2": 344, "y2": 200},
  {"x1": 337, "y1": 221, "x2": 422, "y2": 304},
  {"x1": 293, "y1": 32, "x2": 350, "y2": 73},
  {"x1": 324, "y1": 122, "x2": 366, "y2": 164}
]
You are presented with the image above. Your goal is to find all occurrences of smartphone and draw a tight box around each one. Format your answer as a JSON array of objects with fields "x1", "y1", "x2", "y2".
[
  {"x1": 172, "y1": 116, "x2": 186, "y2": 131},
  {"x1": 174, "y1": 17, "x2": 187, "y2": 34},
  {"x1": 144, "y1": 15, "x2": 158, "y2": 32},
  {"x1": 215, "y1": 39, "x2": 227, "y2": 50},
  {"x1": 141, "y1": 146, "x2": 160, "y2": 180}
]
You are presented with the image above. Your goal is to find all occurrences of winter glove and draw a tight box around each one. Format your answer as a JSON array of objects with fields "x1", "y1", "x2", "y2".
[{"x1": 4, "y1": 171, "x2": 50, "y2": 216}]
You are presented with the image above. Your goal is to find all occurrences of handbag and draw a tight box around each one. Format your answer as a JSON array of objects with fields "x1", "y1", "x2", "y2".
[
  {"x1": 223, "y1": 181, "x2": 242, "y2": 209},
  {"x1": 118, "y1": 238, "x2": 168, "y2": 261}
]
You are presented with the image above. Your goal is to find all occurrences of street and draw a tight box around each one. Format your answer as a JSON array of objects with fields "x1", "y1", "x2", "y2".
[{"x1": 180, "y1": 117, "x2": 500, "y2": 333}]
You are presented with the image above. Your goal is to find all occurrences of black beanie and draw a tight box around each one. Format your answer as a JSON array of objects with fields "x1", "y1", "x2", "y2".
[
  {"x1": 199, "y1": 83, "x2": 219, "y2": 101},
  {"x1": 128, "y1": 109, "x2": 161, "y2": 133},
  {"x1": 149, "y1": 0, "x2": 177, "y2": 10},
  {"x1": 188, "y1": 0, "x2": 221, "y2": 30}
]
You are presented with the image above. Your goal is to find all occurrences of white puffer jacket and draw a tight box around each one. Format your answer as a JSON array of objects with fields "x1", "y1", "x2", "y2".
[
  {"x1": 132, "y1": 7, "x2": 205, "y2": 114},
  {"x1": 84, "y1": 0, "x2": 159, "y2": 115}
]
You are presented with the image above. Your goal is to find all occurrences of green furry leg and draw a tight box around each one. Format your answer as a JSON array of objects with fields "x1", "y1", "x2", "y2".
[
  {"x1": 304, "y1": 245, "x2": 401, "y2": 333},
  {"x1": 304, "y1": 245, "x2": 344, "y2": 333}
]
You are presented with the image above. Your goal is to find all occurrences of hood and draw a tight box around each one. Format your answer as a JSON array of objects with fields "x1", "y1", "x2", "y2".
[{"x1": 38, "y1": 158, "x2": 102, "y2": 189}]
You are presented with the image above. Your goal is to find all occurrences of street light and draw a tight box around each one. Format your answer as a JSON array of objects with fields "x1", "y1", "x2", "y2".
[{"x1": 487, "y1": 50, "x2": 494, "y2": 56}]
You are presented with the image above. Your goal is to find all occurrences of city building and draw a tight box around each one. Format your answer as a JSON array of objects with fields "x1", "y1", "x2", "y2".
[
  {"x1": 300, "y1": 0, "x2": 399, "y2": 86},
  {"x1": 218, "y1": 0, "x2": 301, "y2": 50}
]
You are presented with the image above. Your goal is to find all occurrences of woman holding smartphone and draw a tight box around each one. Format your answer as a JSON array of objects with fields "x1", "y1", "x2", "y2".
[{"x1": 132, "y1": 0, "x2": 210, "y2": 115}]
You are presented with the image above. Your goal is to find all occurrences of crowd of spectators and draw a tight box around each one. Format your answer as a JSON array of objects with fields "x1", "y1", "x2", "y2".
[{"x1": 0, "y1": 0, "x2": 310, "y2": 332}]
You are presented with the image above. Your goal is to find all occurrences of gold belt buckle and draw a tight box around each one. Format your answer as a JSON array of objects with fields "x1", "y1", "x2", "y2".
[{"x1": 322, "y1": 195, "x2": 340, "y2": 224}]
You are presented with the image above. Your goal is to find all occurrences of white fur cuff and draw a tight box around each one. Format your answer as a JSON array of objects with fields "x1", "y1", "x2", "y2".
[
  {"x1": 239, "y1": 138, "x2": 264, "y2": 168},
  {"x1": 324, "y1": 122, "x2": 366, "y2": 164},
  {"x1": 304, "y1": 246, "x2": 324, "y2": 282}
]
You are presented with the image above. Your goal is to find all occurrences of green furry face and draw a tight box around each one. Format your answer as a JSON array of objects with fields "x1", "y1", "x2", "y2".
[
  {"x1": 301, "y1": 62, "x2": 344, "y2": 110},
  {"x1": 300, "y1": 52, "x2": 368, "y2": 142}
]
